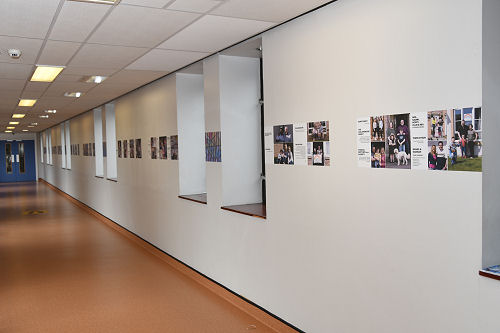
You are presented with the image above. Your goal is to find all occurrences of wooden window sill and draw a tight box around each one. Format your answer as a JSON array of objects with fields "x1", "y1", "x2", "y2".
[
  {"x1": 479, "y1": 270, "x2": 500, "y2": 281},
  {"x1": 221, "y1": 203, "x2": 266, "y2": 219},
  {"x1": 178, "y1": 193, "x2": 207, "y2": 205}
]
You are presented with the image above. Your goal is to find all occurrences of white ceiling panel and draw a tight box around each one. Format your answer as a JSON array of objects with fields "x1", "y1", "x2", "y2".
[
  {"x1": 0, "y1": 64, "x2": 33, "y2": 80},
  {"x1": 211, "y1": 0, "x2": 332, "y2": 23},
  {"x1": 0, "y1": 0, "x2": 61, "y2": 38},
  {"x1": 126, "y1": 49, "x2": 208, "y2": 71},
  {"x1": 20, "y1": 90, "x2": 46, "y2": 99},
  {"x1": 168, "y1": 0, "x2": 222, "y2": 13},
  {"x1": 24, "y1": 82, "x2": 51, "y2": 93},
  {"x1": 157, "y1": 15, "x2": 273, "y2": 52},
  {"x1": 38, "y1": 40, "x2": 81, "y2": 66},
  {"x1": 54, "y1": 74, "x2": 86, "y2": 83},
  {"x1": 0, "y1": 79, "x2": 26, "y2": 93},
  {"x1": 43, "y1": 82, "x2": 95, "y2": 97},
  {"x1": 0, "y1": 36, "x2": 44, "y2": 65},
  {"x1": 88, "y1": 6, "x2": 199, "y2": 48},
  {"x1": 104, "y1": 70, "x2": 168, "y2": 86},
  {"x1": 120, "y1": 0, "x2": 172, "y2": 8},
  {"x1": 49, "y1": 1, "x2": 110, "y2": 42},
  {"x1": 62, "y1": 67, "x2": 118, "y2": 76},
  {"x1": 69, "y1": 44, "x2": 149, "y2": 69}
]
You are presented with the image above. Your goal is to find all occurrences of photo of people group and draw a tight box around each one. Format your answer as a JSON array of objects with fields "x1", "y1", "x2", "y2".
[
  {"x1": 428, "y1": 107, "x2": 482, "y2": 172},
  {"x1": 135, "y1": 139, "x2": 142, "y2": 159},
  {"x1": 273, "y1": 124, "x2": 294, "y2": 165},
  {"x1": 123, "y1": 140, "x2": 128, "y2": 158},
  {"x1": 307, "y1": 121, "x2": 330, "y2": 166},
  {"x1": 103, "y1": 142, "x2": 107, "y2": 157},
  {"x1": 129, "y1": 139, "x2": 134, "y2": 158},
  {"x1": 371, "y1": 114, "x2": 411, "y2": 169},
  {"x1": 159, "y1": 136, "x2": 168, "y2": 159},
  {"x1": 170, "y1": 135, "x2": 178, "y2": 160},
  {"x1": 83, "y1": 143, "x2": 89, "y2": 156},
  {"x1": 151, "y1": 137, "x2": 157, "y2": 159},
  {"x1": 205, "y1": 131, "x2": 221, "y2": 162},
  {"x1": 118, "y1": 140, "x2": 122, "y2": 158}
]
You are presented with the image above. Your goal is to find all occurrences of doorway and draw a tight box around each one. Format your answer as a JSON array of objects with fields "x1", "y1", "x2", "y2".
[{"x1": 0, "y1": 140, "x2": 36, "y2": 182}]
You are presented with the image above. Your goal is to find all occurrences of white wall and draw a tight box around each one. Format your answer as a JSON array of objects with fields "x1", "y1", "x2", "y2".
[
  {"x1": 176, "y1": 73, "x2": 206, "y2": 195},
  {"x1": 37, "y1": 1, "x2": 491, "y2": 332}
]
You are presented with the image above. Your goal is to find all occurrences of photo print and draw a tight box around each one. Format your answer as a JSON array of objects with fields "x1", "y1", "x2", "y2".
[
  {"x1": 123, "y1": 140, "x2": 128, "y2": 158},
  {"x1": 447, "y1": 107, "x2": 482, "y2": 172},
  {"x1": 384, "y1": 114, "x2": 411, "y2": 169},
  {"x1": 136, "y1": 139, "x2": 142, "y2": 159},
  {"x1": 273, "y1": 124, "x2": 294, "y2": 165},
  {"x1": 307, "y1": 121, "x2": 330, "y2": 166},
  {"x1": 118, "y1": 140, "x2": 122, "y2": 158},
  {"x1": 159, "y1": 136, "x2": 167, "y2": 159},
  {"x1": 370, "y1": 141, "x2": 386, "y2": 168},
  {"x1": 103, "y1": 142, "x2": 107, "y2": 157},
  {"x1": 129, "y1": 139, "x2": 134, "y2": 158},
  {"x1": 150, "y1": 137, "x2": 157, "y2": 159},
  {"x1": 170, "y1": 136, "x2": 178, "y2": 160},
  {"x1": 92, "y1": 143, "x2": 95, "y2": 156},
  {"x1": 205, "y1": 131, "x2": 221, "y2": 162},
  {"x1": 83, "y1": 143, "x2": 88, "y2": 156},
  {"x1": 427, "y1": 110, "x2": 450, "y2": 170}
]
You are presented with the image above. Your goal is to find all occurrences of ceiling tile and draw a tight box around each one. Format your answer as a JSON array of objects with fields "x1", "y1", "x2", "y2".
[
  {"x1": 211, "y1": 0, "x2": 332, "y2": 23},
  {"x1": 126, "y1": 49, "x2": 208, "y2": 71},
  {"x1": 69, "y1": 44, "x2": 149, "y2": 69},
  {"x1": 0, "y1": 0, "x2": 60, "y2": 38},
  {"x1": 0, "y1": 36, "x2": 44, "y2": 65},
  {"x1": 38, "y1": 41, "x2": 81, "y2": 66},
  {"x1": 43, "y1": 82, "x2": 95, "y2": 97},
  {"x1": 0, "y1": 64, "x2": 33, "y2": 80},
  {"x1": 0, "y1": 79, "x2": 26, "y2": 93},
  {"x1": 62, "y1": 67, "x2": 118, "y2": 76},
  {"x1": 104, "y1": 70, "x2": 168, "y2": 85},
  {"x1": 88, "y1": 6, "x2": 199, "y2": 48},
  {"x1": 49, "y1": 1, "x2": 110, "y2": 42},
  {"x1": 168, "y1": 0, "x2": 222, "y2": 13},
  {"x1": 120, "y1": 0, "x2": 171, "y2": 8},
  {"x1": 157, "y1": 15, "x2": 273, "y2": 52},
  {"x1": 54, "y1": 74, "x2": 85, "y2": 83},
  {"x1": 24, "y1": 82, "x2": 51, "y2": 95}
]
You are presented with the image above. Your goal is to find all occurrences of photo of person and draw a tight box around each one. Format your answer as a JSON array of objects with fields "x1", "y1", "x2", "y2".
[
  {"x1": 370, "y1": 142, "x2": 385, "y2": 168},
  {"x1": 170, "y1": 135, "x2": 178, "y2": 160},
  {"x1": 159, "y1": 136, "x2": 167, "y2": 159},
  {"x1": 92, "y1": 143, "x2": 95, "y2": 156},
  {"x1": 83, "y1": 144, "x2": 88, "y2": 156},
  {"x1": 129, "y1": 139, "x2": 134, "y2": 158},
  {"x1": 273, "y1": 124, "x2": 293, "y2": 143},
  {"x1": 103, "y1": 142, "x2": 107, "y2": 157},
  {"x1": 150, "y1": 137, "x2": 157, "y2": 159},
  {"x1": 385, "y1": 114, "x2": 410, "y2": 169},
  {"x1": 447, "y1": 107, "x2": 482, "y2": 172},
  {"x1": 205, "y1": 132, "x2": 221, "y2": 162},
  {"x1": 428, "y1": 141, "x2": 448, "y2": 170},
  {"x1": 307, "y1": 141, "x2": 331, "y2": 166},
  {"x1": 370, "y1": 116, "x2": 385, "y2": 142},
  {"x1": 274, "y1": 143, "x2": 294, "y2": 165},
  {"x1": 118, "y1": 140, "x2": 122, "y2": 158},
  {"x1": 307, "y1": 121, "x2": 329, "y2": 142},
  {"x1": 136, "y1": 139, "x2": 142, "y2": 158},
  {"x1": 427, "y1": 110, "x2": 450, "y2": 170},
  {"x1": 428, "y1": 110, "x2": 447, "y2": 140},
  {"x1": 123, "y1": 140, "x2": 128, "y2": 158}
]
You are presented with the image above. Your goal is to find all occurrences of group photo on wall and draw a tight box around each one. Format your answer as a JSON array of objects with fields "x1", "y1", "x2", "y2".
[
  {"x1": 307, "y1": 121, "x2": 330, "y2": 166},
  {"x1": 370, "y1": 114, "x2": 411, "y2": 169},
  {"x1": 274, "y1": 124, "x2": 294, "y2": 165}
]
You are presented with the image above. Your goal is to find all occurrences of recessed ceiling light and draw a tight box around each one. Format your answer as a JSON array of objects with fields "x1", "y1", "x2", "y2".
[
  {"x1": 44, "y1": 109, "x2": 57, "y2": 114},
  {"x1": 69, "y1": 0, "x2": 121, "y2": 4},
  {"x1": 39, "y1": 115, "x2": 49, "y2": 118},
  {"x1": 18, "y1": 99, "x2": 37, "y2": 107},
  {"x1": 7, "y1": 126, "x2": 15, "y2": 130},
  {"x1": 5, "y1": 130, "x2": 13, "y2": 133},
  {"x1": 22, "y1": 129, "x2": 29, "y2": 132},
  {"x1": 82, "y1": 75, "x2": 108, "y2": 83},
  {"x1": 9, "y1": 121, "x2": 19, "y2": 125},
  {"x1": 12, "y1": 114, "x2": 26, "y2": 118},
  {"x1": 28, "y1": 125, "x2": 35, "y2": 128},
  {"x1": 30, "y1": 122, "x2": 38, "y2": 126},
  {"x1": 31, "y1": 65, "x2": 65, "y2": 82},
  {"x1": 64, "y1": 92, "x2": 82, "y2": 98}
]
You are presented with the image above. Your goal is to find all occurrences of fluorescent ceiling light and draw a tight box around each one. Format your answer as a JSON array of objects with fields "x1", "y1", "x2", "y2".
[
  {"x1": 7, "y1": 126, "x2": 15, "y2": 129},
  {"x1": 5, "y1": 130, "x2": 12, "y2": 133},
  {"x1": 18, "y1": 99, "x2": 37, "y2": 107},
  {"x1": 69, "y1": 0, "x2": 121, "y2": 4},
  {"x1": 9, "y1": 121, "x2": 20, "y2": 125},
  {"x1": 12, "y1": 114, "x2": 26, "y2": 118},
  {"x1": 45, "y1": 109, "x2": 57, "y2": 114},
  {"x1": 64, "y1": 92, "x2": 82, "y2": 98},
  {"x1": 28, "y1": 125, "x2": 35, "y2": 128},
  {"x1": 83, "y1": 75, "x2": 107, "y2": 83},
  {"x1": 39, "y1": 115, "x2": 49, "y2": 118},
  {"x1": 31, "y1": 65, "x2": 65, "y2": 82},
  {"x1": 30, "y1": 122, "x2": 38, "y2": 126},
  {"x1": 22, "y1": 130, "x2": 29, "y2": 132}
]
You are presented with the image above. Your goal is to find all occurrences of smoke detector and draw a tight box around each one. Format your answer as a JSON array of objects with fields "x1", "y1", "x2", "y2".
[{"x1": 8, "y1": 49, "x2": 22, "y2": 59}]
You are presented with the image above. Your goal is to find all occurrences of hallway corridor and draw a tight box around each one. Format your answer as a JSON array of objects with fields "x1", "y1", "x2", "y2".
[{"x1": 0, "y1": 182, "x2": 279, "y2": 333}]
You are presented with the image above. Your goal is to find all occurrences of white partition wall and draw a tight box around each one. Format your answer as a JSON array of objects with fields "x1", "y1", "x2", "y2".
[
  {"x1": 60, "y1": 123, "x2": 66, "y2": 169},
  {"x1": 105, "y1": 103, "x2": 117, "y2": 180},
  {"x1": 93, "y1": 108, "x2": 104, "y2": 177},
  {"x1": 219, "y1": 55, "x2": 262, "y2": 206},
  {"x1": 176, "y1": 73, "x2": 206, "y2": 195},
  {"x1": 65, "y1": 121, "x2": 71, "y2": 170},
  {"x1": 40, "y1": 132, "x2": 44, "y2": 164}
]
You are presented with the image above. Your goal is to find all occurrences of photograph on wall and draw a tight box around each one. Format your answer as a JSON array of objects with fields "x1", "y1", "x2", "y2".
[
  {"x1": 357, "y1": 117, "x2": 371, "y2": 167},
  {"x1": 89, "y1": 143, "x2": 93, "y2": 157},
  {"x1": 118, "y1": 140, "x2": 122, "y2": 158},
  {"x1": 136, "y1": 139, "x2": 142, "y2": 159},
  {"x1": 83, "y1": 143, "x2": 88, "y2": 156},
  {"x1": 129, "y1": 139, "x2": 134, "y2": 158},
  {"x1": 123, "y1": 140, "x2": 128, "y2": 158},
  {"x1": 159, "y1": 136, "x2": 167, "y2": 159},
  {"x1": 293, "y1": 123, "x2": 307, "y2": 166},
  {"x1": 170, "y1": 135, "x2": 178, "y2": 160},
  {"x1": 307, "y1": 121, "x2": 330, "y2": 166},
  {"x1": 447, "y1": 107, "x2": 482, "y2": 172},
  {"x1": 151, "y1": 137, "x2": 157, "y2": 159},
  {"x1": 370, "y1": 141, "x2": 386, "y2": 168},
  {"x1": 273, "y1": 124, "x2": 293, "y2": 165},
  {"x1": 92, "y1": 143, "x2": 95, "y2": 156},
  {"x1": 410, "y1": 112, "x2": 428, "y2": 170},
  {"x1": 384, "y1": 114, "x2": 411, "y2": 169},
  {"x1": 205, "y1": 131, "x2": 221, "y2": 162},
  {"x1": 427, "y1": 110, "x2": 450, "y2": 170},
  {"x1": 58, "y1": 146, "x2": 62, "y2": 155},
  {"x1": 103, "y1": 142, "x2": 107, "y2": 157},
  {"x1": 77, "y1": 144, "x2": 80, "y2": 156}
]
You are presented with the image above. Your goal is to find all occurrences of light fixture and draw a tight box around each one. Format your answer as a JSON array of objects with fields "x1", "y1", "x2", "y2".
[
  {"x1": 44, "y1": 109, "x2": 57, "y2": 114},
  {"x1": 12, "y1": 114, "x2": 26, "y2": 118},
  {"x1": 69, "y1": 0, "x2": 121, "y2": 4},
  {"x1": 9, "y1": 121, "x2": 19, "y2": 125},
  {"x1": 30, "y1": 65, "x2": 65, "y2": 82},
  {"x1": 64, "y1": 92, "x2": 82, "y2": 98},
  {"x1": 39, "y1": 115, "x2": 49, "y2": 118},
  {"x1": 22, "y1": 129, "x2": 29, "y2": 132},
  {"x1": 28, "y1": 125, "x2": 35, "y2": 128},
  {"x1": 7, "y1": 126, "x2": 15, "y2": 130},
  {"x1": 30, "y1": 122, "x2": 38, "y2": 126},
  {"x1": 5, "y1": 130, "x2": 13, "y2": 133},
  {"x1": 18, "y1": 99, "x2": 37, "y2": 107},
  {"x1": 83, "y1": 75, "x2": 107, "y2": 84}
]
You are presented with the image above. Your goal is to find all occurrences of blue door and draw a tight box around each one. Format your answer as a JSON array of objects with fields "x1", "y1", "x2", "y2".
[{"x1": 0, "y1": 140, "x2": 36, "y2": 182}]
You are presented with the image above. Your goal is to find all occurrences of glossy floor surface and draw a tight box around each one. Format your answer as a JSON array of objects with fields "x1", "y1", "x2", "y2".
[{"x1": 0, "y1": 182, "x2": 277, "y2": 333}]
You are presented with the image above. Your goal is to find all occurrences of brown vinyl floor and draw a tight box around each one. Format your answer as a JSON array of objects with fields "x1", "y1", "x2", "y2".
[{"x1": 0, "y1": 182, "x2": 277, "y2": 333}]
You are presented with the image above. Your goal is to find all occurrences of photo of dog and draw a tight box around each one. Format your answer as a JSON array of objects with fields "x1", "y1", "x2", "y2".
[{"x1": 394, "y1": 148, "x2": 410, "y2": 166}]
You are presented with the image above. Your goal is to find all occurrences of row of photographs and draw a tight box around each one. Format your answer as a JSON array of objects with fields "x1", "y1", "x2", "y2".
[
  {"x1": 358, "y1": 107, "x2": 482, "y2": 172},
  {"x1": 118, "y1": 136, "x2": 178, "y2": 160},
  {"x1": 272, "y1": 121, "x2": 331, "y2": 166}
]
